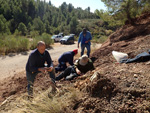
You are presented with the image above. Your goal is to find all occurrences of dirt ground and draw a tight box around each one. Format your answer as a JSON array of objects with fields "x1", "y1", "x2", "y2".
[{"x1": 0, "y1": 41, "x2": 101, "y2": 105}]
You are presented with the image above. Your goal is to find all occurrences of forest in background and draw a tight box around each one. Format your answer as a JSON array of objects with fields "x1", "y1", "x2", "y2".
[
  {"x1": 0, "y1": 0, "x2": 150, "y2": 55},
  {"x1": 0, "y1": 0, "x2": 99, "y2": 36}
]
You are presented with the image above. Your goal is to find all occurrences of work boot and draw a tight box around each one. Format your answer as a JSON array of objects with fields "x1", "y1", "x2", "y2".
[
  {"x1": 50, "y1": 79, "x2": 57, "y2": 94},
  {"x1": 27, "y1": 84, "x2": 33, "y2": 96}
]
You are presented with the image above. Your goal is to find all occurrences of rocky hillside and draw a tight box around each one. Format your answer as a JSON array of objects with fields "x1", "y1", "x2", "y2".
[{"x1": 71, "y1": 13, "x2": 150, "y2": 112}]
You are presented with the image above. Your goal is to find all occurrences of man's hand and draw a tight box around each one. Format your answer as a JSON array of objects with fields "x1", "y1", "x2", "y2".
[
  {"x1": 46, "y1": 66, "x2": 53, "y2": 72},
  {"x1": 85, "y1": 40, "x2": 89, "y2": 43},
  {"x1": 38, "y1": 67, "x2": 53, "y2": 73},
  {"x1": 77, "y1": 43, "x2": 79, "y2": 48},
  {"x1": 76, "y1": 68, "x2": 81, "y2": 75},
  {"x1": 38, "y1": 67, "x2": 47, "y2": 73}
]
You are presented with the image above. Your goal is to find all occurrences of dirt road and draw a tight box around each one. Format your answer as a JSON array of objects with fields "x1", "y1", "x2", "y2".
[{"x1": 0, "y1": 42, "x2": 101, "y2": 80}]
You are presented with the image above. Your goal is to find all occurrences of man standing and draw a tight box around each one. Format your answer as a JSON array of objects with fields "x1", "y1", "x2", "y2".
[
  {"x1": 55, "y1": 49, "x2": 78, "y2": 73},
  {"x1": 78, "y1": 28, "x2": 92, "y2": 57},
  {"x1": 26, "y1": 41, "x2": 55, "y2": 96}
]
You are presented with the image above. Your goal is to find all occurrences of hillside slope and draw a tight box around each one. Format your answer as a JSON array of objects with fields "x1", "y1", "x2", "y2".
[{"x1": 71, "y1": 13, "x2": 150, "y2": 112}]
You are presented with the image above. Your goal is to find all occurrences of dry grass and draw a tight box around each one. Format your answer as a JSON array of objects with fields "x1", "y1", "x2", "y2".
[{"x1": 0, "y1": 85, "x2": 83, "y2": 113}]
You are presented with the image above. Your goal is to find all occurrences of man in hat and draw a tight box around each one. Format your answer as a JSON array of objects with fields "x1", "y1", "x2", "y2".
[
  {"x1": 55, "y1": 49, "x2": 78, "y2": 73},
  {"x1": 55, "y1": 54, "x2": 94, "y2": 81},
  {"x1": 26, "y1": 41, "x2": 56, "y2": 96},
  {"x1": 78, "y1": 28, "x2": 92, "y2": 57}
]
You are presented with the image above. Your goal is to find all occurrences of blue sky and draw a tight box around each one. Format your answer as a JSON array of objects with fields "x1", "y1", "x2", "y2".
[{"x1": 45, "y1": 0, "x2": 107, "y2": 13}]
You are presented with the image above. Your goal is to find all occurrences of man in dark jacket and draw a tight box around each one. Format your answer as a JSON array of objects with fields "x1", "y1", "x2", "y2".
[
  {"x1": 26, "y1": 41, "x2": 55, "y2": 96},
  {"x1": 55, "y1": 54, "x2": 94, "y2": 81},
  {"x1": 55, "y1": 49, "x2": 78, "y2": 73}
]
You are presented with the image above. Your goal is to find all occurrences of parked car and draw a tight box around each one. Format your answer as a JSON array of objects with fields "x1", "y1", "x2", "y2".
[
  {"x1": 51, "y1": 33, "x2": 63, "y2": 42},
  {"x1": 60, "y1": 34, "x2": 75, "y2": 44}
]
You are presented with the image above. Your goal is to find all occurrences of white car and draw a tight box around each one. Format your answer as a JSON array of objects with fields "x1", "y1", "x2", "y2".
[{"x1": 51, "y1": 33, "x2": 63, "y2": 42}]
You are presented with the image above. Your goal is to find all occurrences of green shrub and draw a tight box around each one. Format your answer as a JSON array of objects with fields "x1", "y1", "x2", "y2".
[
  {"x1": 30, "y1": 37, "x2": 39, "y2": 50},
  {"x1": 0, "y1": 33, "x2": 55, "y2": 55},
  {"x1": 18, "y1": 22, "x2": 27, "y2": 36},
  {"x1": 41, "y1": 33, "x2": 53, "y2": 47},
  {"x1": 105, "y1": 30, "x2": 113, "y2": 36},
  {"x1": 92, "y1": 35, "x2": 108, "y2": 43},
  {"x1": 5, "y1": 36, "x2": 18, "y2": 53},
  {"x1": 30, "y1": 31, "x2": 39, "y2": 38},
  {"x1": 141, "y1": 3, "x2": 150, "y2": 14},
  {"x1": 0, "y1": 35, "x2": 30, "y2": 54},
  {"x1": 17, "y1": 37, "x2": 30, "y2": 51},
  {"x1": 0, "y1": 39, "x2": 6, "y2": 55},
  {"x1": 99, "y1": 36, "x2": 108, "y2": 43},
  {"x1": 14, "y1": 29, "x2": 21, "y2": 36},
  {"x1": 30, "y1": 33, "x2": 53, "y2": 50}
]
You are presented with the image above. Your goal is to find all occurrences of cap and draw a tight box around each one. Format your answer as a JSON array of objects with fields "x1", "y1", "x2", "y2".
[
  {"x1": 73, "y1": 49, "x2": 78, "y2": 55},
  {"x1": 79, "y1": 54, "x2": 89, "y2": 66}
]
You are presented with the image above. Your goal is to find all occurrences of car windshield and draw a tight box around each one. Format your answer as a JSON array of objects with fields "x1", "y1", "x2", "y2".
[
  {"x1": 51, "y1": 35, "x2": 57, "y2": 38},
  {"x1": 63, "y1": 36, "x2": 69, "y2": 39}
]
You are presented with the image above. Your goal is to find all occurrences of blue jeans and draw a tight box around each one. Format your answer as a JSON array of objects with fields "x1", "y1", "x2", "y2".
[
  {"x1": 26, "y1": 70, "x2": 55, "y2": 96},
  {"x1": 81, "y1": 44, "x2": 91, "y2": 57}
]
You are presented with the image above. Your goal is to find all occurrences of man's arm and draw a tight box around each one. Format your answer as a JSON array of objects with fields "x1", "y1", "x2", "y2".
[
  {"x1": 29, "y1": 54, "x2": 47, "y2": 73},
  {"x1": 87, "y1": 32, "x2": 92, "y2": 42},
  {"x1": 47, "y1": 51, "x2": 53, "y2": 67},
  {"x1": 75, "y1": 67, "x2": 82, "y2": 75},
  {"x1": 28, "y1": 54, "x2": 38, "y2": 72},
  {"x1": 68, "y1": 54, "x2": 74, "y2": 65},
  {"x1": 78, "y1": 33, "x2": 82, "y2": 48},
  {"x1": 46, "y1": 51, "x2": 54, "y2": 72},
  {"x1": 74, "y1": 59, "x2": 82, "y2": 75}
]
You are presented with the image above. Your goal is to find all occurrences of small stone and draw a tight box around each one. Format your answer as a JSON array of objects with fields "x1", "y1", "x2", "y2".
[{"x1": 134, "y1": 74, "x2": 138, "y2": 78}]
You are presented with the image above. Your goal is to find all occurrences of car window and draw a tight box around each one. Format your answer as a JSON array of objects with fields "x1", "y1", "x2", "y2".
[{"x1": 63, "y1": 36, "x2": 69, "y2": 39}]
